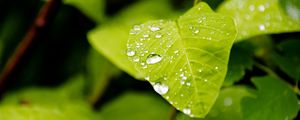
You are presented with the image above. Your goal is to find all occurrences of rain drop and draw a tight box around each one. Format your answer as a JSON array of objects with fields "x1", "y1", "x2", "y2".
[
  {"x1": 145, "y1": 76, "x2": 150, "y2": 81},
  {"x1": 153, "y1": 82, "x2": 169, "y2": 95},
  {"x1": 258, "y1": 5, "x2": 265, "y2": 12},
  {"x1": 183, "y1": 108, "x2": 191, "y2": 115},
  {"x1": 259, "y1": 24, "x2": 265, "y2": 31},
  {"x1": 127, "y1": 50, "x2": 135, "y2": 56},
  {"x1": 143, "y1": 34, "x2": 149, "y2": 38},
  {"x1": 155, "y1": 34, "x2": 162, "y2": 38},
  {"x1": 133, "y1": 56, "x2": 140, "y2": 62},
  {"x1": 224, "y1": 97, "x2": 233, "y2": 106},
  {"x1": 186, "y1": 82, "x2": 191, "y2": 86},
  {"x1": 133, "y1": 25, "x2": 141, "y2": 31},
  {"x1": 146, "y1": 54, "x2": 162, "y2": 64},
  {"x1": 194, "y1": 29, "x2": 199, "y2": 34},
  {"x1": 150, "y1": 26, "x2": 161, "y2": 31}
]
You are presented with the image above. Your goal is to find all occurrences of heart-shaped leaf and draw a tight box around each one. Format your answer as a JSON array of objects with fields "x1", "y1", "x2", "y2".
[{"x1": 127, "y1": 2, "x2": 236, "y2": 118}]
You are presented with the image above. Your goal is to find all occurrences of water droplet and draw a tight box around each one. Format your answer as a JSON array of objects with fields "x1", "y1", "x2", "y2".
[
  {"x1": 127, "y1": 50, "x2": 135, "y2": 56},
  {"x1": 186, "y1": 82, "x2": 191, "y2": 86},
  {"x1": 258, "y1": 5, "x2": 265, "y2": 12},
  {"x1": 259, "y1": 24, "x2": 265, "y2": 31},
  {"x1": 155, "y1": 34, "x2": 162, "y2": 38},
  {"x1": 224, "y1": 97, "x2": 233, "y2": 106},
  {"x1": 145, "y1": 76, "x2": 150, "y2": 81},
  {"x1": 183, "y1": 108, "x2": 191, "y2": 115},
  {"x1": 180, "y1": 81, "x2": 185, "y2": 85},
  {"x1": 166, "y1": 96, "x2": 170, "y2": 99},
  {"x1": 249, "y1": 5, "x2": 255, "y2": 11},
  {"x1": 133, "y1": 56, "x2": 140, "y2": 62},
  {"x1": 174, "y1": 50, "x2": 179, "y2": 54},
  {"x1": 198, "y1": 69, "x2": 203, "y2": 72},
  {"x1": 194, "y1": 29, "x2": 199, "y2": 34},
  {"x1": 204, "y1": 79, "x2": 208, "y2": 82},
  {"x1": 133, "y1": 25, "x2": 141, "y2": 31},
  {"x1": 146, "y1": 54, "x2": 162, "y2": 64},
  {"x1": 180, "y1": 94, "x2": 184, "y2": 97},
  {"x1": 215, "y1": 66, "x2": 219, "y2": 70},
  {"x1": 153, "y1": 82, "x2": 169, "y2": 95},
  {"x1": 150, "y1": 26, "x2": 161, "y2": 31}
]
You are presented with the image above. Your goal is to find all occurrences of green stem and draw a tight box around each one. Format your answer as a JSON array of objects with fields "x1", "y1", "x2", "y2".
[
  {"x1": 168, "y1": 107, "x2": 177, "y2": 120},
  {"x1": 254, "y1": 62, "x2": 300, "y2": 96}
]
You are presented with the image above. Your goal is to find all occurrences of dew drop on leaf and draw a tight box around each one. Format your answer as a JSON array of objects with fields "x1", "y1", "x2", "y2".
[
  {"x1": 150, "y1": 26, "x2": 161, "y2": 31},
  {"x1": 259, "y1": 24, "x2": 265, "y2": 31},
  {"x1": 146, "y1": 54, "x2": 162, "y2": 64},
  {"x1": 133, "y1": 56, "x2": 140, "y2": 62},
  {"x1": 127, "y1": 50, "x2": 135, "y2": 56},
  {"x1": 224, "y1": 97, "x2": 233, "y2": 106},
  {"x1": 153, "y1": 82, "x2": 169, "y2": 95},
  {"x1": 183, "y1": 108, "x2": 191, "y2": 115}
]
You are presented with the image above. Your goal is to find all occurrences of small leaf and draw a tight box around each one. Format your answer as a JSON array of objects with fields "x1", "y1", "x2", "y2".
[
  {"x1": 224, "y1": 42, "x2": 254, "y2": 86},
  {"x1": 241, "y1": 76, "x2": 299, "y2": 120},
  {"x1": 176, "y1": 86, "x2": 255, "y2": 120},
  {"x1": 64, "y1": 0, "x2": 105, "y2": 23},
  {"x1": 97, "y1": 92, "x2": 171, "y2": 120},
  {"x1": 271, "y1": 39, "x2": 300, "y2": 81},
  {"x1": 218, "y1": 0, "x2": 300, "y2": 41},
  {"x1": 127, "y1": 2, "x2": 236, "y2": 118},
  {"x1": 88, "y1": 0, "x2": 176, "y2": 79}
]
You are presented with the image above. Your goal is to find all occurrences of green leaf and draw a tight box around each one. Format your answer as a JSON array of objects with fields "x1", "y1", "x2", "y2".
[
  {"x1": 127, "y1": 2, "x2": 236, "y2": 118},
  {"x1": 224, "y1": 42, "x2": 254, "y2": 86},
  {"x1": 88, "y1": 0, "x2": 176, "y2": 79},
  {"x1": 0, "y1": 75, "x2": 96, "y2": 120},
  {"x1": 64, "y1": 0, "x2": 105, "y2": 23},
  {"x1": 86, "y1": 48, "x2": 121, "y2": 104},
  {"x1": 176, "y1": 86, "x2": 255, "y2": 120},
  {"x1": 217, "y1": 0, "x2": 300, "y2": 41},
  {"x1": 241, "y1": 76, "x2": 299, "y2": 120},
  {"x1": 271, "y1": 39, "x2": 300, "y2": 81},
  {"x1": 97, "y1": 92, "x2": 172, "y2": 120}
]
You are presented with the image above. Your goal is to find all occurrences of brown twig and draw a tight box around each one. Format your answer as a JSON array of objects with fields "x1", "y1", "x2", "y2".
[{"x1": 0, "y1": 0, "x2": 61, "y2": 92}]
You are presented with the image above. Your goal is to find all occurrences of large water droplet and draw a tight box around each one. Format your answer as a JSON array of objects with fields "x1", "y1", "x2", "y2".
[
  {"x1": 258, "y1": 5, "x2": 265, "y2": 12},
  {"x1": 153, "y1": 82, "x2": 169, "y2": 95},
  {"x1": 183, "y1": 108, "x2": 191, "y2": 115},
  {"x1": 194, "y1": 29, "x2": 199, "y2": 34},
  {"x1": 127, "y1": 50, "x2": 135, "y2": 56},
  {"x1": 146, "y1": 54, "x2": 162, "y2": 64}
]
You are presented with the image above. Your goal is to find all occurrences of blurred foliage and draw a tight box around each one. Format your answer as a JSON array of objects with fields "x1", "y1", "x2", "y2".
[{"x1": 0, "y1": 0, "x2": 299, "y2": 119}]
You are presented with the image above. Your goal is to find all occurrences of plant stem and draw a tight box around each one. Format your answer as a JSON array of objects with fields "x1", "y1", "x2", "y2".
[
  {"x1": 254, "y1": 62, "x2": 300, "y2": 96},
  {"x1": 168, "y1": 107, "x2": 177, "y2": 120},
  {"x1": 0, "y1": 0, "x2": 61, "y2": 93}
]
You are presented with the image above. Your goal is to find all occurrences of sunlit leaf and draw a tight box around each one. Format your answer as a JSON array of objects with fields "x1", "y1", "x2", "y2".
[
  {"x1": 241, "y1": 76, "x2": 299, "y2": 120},
  {"x1": 88, "y1": 0, "x2": 176, "y2": 79},
  {"x1": 176, "y1": 86, "x2": 255, "y2": 120},
  {"x1": 0, "y1": 75, "x2": 96, "y2": 120},
  {"x1": 127, "y1": 2, "x2": 236, "y2": 118},
  {"x1": 218, "y1": 0, "x2": 300, "y2": 41},
  {"x1": 97, "y1": 92, "x2": 171, "y2": 120},
  {"x1": 271, "y1": 39, "x2": 300, "y2": 81}
]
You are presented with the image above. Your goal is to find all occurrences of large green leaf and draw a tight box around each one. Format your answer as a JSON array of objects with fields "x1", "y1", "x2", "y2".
[
  {"x1": 241, "y1": 76, "x2": 299, "y2": 120},
  {"x1": 176, "y1": 86, "x2": 255, "y2": 120},
  {"x1": 218, "y1": 0, "x2": 300, "y2": 41},
  {"x1": 64, "y1": 0, "x2": 105, "y2": 23},
  {"x1": 97, "y1": 92, "x2": 172, "y2": 120},
  {"x1": 271, "y1": 39, "x2": 300, "y2": 81},
  {"x1": 88, "y1": 0, "x2": 176, "y2": 79},
  {"x1": 0, "y1": 75, "x2": 96, "y2": 120},
  {"x1": 127, "y1": 2, "x2": 236, "y2": 118}
]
